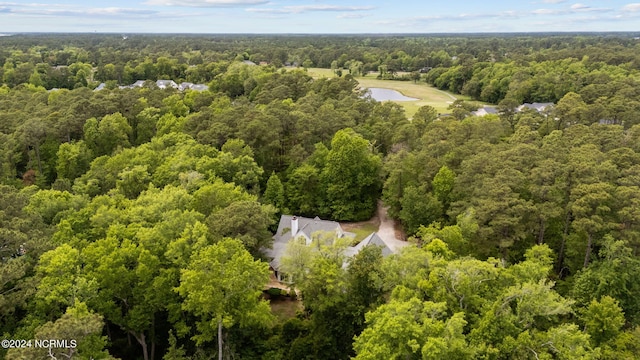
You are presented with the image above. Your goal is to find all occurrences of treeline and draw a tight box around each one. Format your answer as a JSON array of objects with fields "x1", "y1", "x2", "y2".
[
  {"x1": 427, "y1": 55, "x2": 640, "y2": 111},
  {"x1": 2, "y1": 34, "x2": 639, "y2": 90}
]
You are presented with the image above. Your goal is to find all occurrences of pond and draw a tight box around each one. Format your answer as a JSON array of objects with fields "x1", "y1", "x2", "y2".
[{"x1": 366, "y1": 87, "x2": 418, "y2": 101}]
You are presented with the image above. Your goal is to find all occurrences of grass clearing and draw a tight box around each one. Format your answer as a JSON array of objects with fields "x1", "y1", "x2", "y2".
[
  {"x1": 304, "y1": 68, "x2": 472, "y2": 118},
  {"x1": 341, "y1": 219, "x2": 380, "y2": 244}
]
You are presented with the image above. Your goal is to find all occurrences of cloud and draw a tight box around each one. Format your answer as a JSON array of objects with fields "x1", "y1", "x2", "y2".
[
  {"x1": 9, "y1": 7, "x2": 159, "y2": 17},
  {"x1": 570, "y1": 3, "x2": 589, "y2": 10},
  {"x1": 531, "y1": 3, "x2": 611, "y2": 16},
  {"x1": 622, "y1": 3, "x2": 640, "y2": 12},
  {"x1": 0, "y1": 2, "x2": 208, "y2": 19},
  {"x1": 569, "y1": 3, "x2": 609, "y2": 12},
  {"x1": 540, "y1": 0, "x2": 566, "y2": 3},
  {"x1": 284, "y1": 5, "x2": 375, "y2": 13},
  {"x1": 337, "y1": 13, "x2": 367, "y2": 19},
  {"x1": 144, "y1": 0, "x2": 268, "y2": 7},
  {"x1": 247, "y1": 5, "x2": 375, "y2": 14},
  {"x1": 532, "y1": 8, "x2": 564, "y2": 14}
]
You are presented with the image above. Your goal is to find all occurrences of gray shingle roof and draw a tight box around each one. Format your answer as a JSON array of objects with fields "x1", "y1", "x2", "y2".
[
  {"x1": 267, "y1": 215, "x2": 396, "y2": 273},
  {"x1": 156, "y1": 80, "x2": 178, "y2": 89},
  {"x1": 517, "y1": 102, "x2": 554, "y2": 112},
  {"x1": 353, "y1": 232, "x2": 393, "y2": 257},
  {"x1": 179, "y1": 82, "x2": 194, "y2": 91},
  {"x1": 274, "y1": 215, "x2": 345, "y2": 243},
  {"x1": 189, "y1": 84, "x2": 208, "y2": 91},
  {"x1": 472, "y1": 106, "x2": 498, "y2": 117}
]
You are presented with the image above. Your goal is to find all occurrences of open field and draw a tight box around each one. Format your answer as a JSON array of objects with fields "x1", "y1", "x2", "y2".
[{"x1": 304, "y1": 68, "x2": 479, "y2": 118}]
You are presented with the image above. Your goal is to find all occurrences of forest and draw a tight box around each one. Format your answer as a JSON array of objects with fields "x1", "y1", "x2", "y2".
[{"x1": 0, "y1": 33, "x2": 640, "y2": 359}]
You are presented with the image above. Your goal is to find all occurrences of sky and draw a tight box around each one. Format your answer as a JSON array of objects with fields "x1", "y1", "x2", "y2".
[{"x1": 0, "y1": 1, "x2": 639, "y2": 34}]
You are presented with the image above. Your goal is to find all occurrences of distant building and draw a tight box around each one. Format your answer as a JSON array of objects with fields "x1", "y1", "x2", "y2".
[
  {"x1": 178, "y1": 82, "x2": 194, "y2": 91},
  {"x1": 517, "y1": 102, "x2": 554, "y2": 113},
  {"x1": 472, "y1": 106, "x2": 499, "y2": 117},
  {"x1": 470, "y1": 103, "x2": 554, "y2": 117},
  {"x1": 156, "y1": 80, "x2": 178, "y2": 89},
  {"x1": 189, "y1": 84, "x2": 208, "y2": 91}
]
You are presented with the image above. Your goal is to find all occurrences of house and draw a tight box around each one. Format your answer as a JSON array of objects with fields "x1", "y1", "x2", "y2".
[
  {"x1": 344, "y1": 232, "x2": 393, "y2": 258},
  {"x1": 517, "y1": 102, "x2": 554, "y2": 113},
  {"x1": 242, "y1": 60, "x2": 257, "y2": 66},
  {"x1": 266, "y1": 215, "x2": 396, "y2": 282},
  {"x1": 156, "y1": 80, "x2": 178, "y2": 89},
  {"x1": 472, "y1": 106, "x2": 498, "y2": 117},
  {"x1": 132, "y1": 80, "x2": 146, "y2": 88},
  {"x1": 178, "y1": 82, "x2": 194, "y2": 91},
  {"x1": 94, "y1": 83, "x2": 106, "y2": 91},
  {"x1": 189, "y1": 84, "x2": 208, "y2": 91},
  {"x1": 469, "y1": 103, "x2": 554, "y2": 118}
]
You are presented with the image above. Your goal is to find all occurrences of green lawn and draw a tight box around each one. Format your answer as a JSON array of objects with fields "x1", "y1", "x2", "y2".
[
  {"x1": 304, "y1": 67, "x2": 481, "y2": 118},
  {"x1": 341, "y1": 221, "x2": 379, "y2": 244}
]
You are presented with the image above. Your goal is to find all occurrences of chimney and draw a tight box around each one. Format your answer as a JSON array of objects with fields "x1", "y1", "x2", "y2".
[{"x1": 291, "y1": 216, "x2": 299, "y2": 238}]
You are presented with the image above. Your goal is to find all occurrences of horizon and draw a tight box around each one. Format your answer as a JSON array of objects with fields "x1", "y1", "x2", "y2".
[{"x1": 2, "y1": 31, "x2": 639, "y2": 36}]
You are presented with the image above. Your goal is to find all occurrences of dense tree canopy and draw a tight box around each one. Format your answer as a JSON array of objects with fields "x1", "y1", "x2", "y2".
[{"x1": 1, "y1": 33, "x2": 640, "y2": 359}]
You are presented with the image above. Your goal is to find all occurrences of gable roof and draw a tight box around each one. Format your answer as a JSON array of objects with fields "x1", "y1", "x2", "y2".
[
  {"x1": 517, "y1": 102, "x2": 554, "y2": 112},
  {"x1": 472, "y1": 106, "x2": 498, "y2": 117},
  {"x1": 267, "y1": 214, "x2": 397, "y2": 273},
  {"x1": 353, "y1": 232, "x2": 393, "y2": 257},
  {"x1": 268, "y1": 215, "x2": 348, "y2": 271},
  {"x1": 189, "y1": 84, "x2": 208, "y2": 91},
  {"x1": 274, "y1": 215, "x2": 347, "y2": 243},
  {"x1": 179, "y1": 82, "x2": 194, "y2": 91},
  {"x1": 156, "y1": 80, "x2": 178, "y2": 89}
]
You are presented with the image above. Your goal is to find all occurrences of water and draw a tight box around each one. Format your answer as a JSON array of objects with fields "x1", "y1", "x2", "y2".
[{"x1": 366, "y1": 88, "x2": 418, "y2": 101}]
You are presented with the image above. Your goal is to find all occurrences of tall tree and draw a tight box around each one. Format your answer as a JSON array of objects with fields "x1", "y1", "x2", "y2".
[
  {"x1": 322, "y1": 128, "x2": 381, "y2": 221},
  {"x1": 176, "y1": 238, "x2": 271, "y2": 360},
  {"x1": 262, "y1": 172, "x2": 285, "y2": 213},
  {"x1": 570, "y1": 182, "x2": 614, "y2": 268}
]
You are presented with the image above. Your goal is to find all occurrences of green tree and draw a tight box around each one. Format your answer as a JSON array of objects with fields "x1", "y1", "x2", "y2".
[
  {"x1": 0, "y1": 185, "x2": 52, "y2": 335},
  {"x1": 572, "y1": 237, "x2": 640, "y2": 326},
  {"x1": 322, "y1": 129, "x2": 381, "y2": 221},
  {"x1": 354, "y1": 289, "x2": 475, "y2": 360},
  {"x1": 176, "y1": 238, "x2": 272, "y2": 360},
  {"x1": 6, "y1": 302, "x2": 112, "y2": 360},
  {"x1": 399, "y1": 185, "x2": 443, "y2": 235},
  {"x1": 432, "y1": 165, "x2": 455, "y2": 214},
  {"x1": 55, "y1": 140, "x2": 93, "y2": 181},
  {"x1": 570, "y1": 182, "x2": 614, "y2": 268},
  {"x1": 580, "y1": 296, "x2": 625, "y2": 346},
  {"x1": 263, "y1": 172, "x2": 285, "y2": 212},
  {"x1": 84, "y1": 112, "x2": 132, "y2": 156},
  {"x1": 286, "y1": 163, "x2": 326, "y2": 217},
  {"x1": 206, "y1": 200, "x2": 276, "y2": 258}
]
